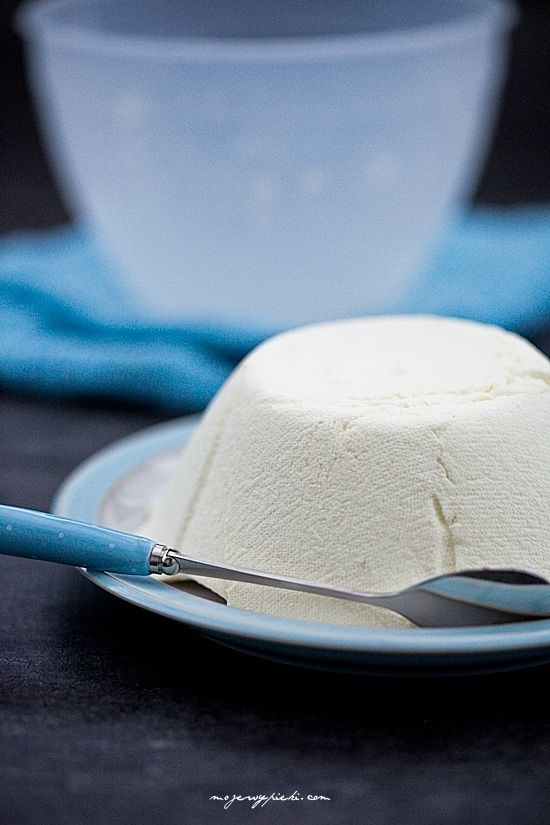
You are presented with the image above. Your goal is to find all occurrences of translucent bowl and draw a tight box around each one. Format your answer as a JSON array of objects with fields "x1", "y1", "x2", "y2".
[{"x1": 18, "y1": 0, "x2": 516, "y2": 326}]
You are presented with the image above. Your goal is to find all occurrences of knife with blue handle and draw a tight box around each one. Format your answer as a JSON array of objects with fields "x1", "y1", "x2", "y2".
[{"x1": 2, "y1": 503, "x2": 550, "y2": 628}]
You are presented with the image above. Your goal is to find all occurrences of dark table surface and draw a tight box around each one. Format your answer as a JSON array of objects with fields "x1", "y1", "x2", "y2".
[{"x1": 2, "y1": 1, "x2": 550, "y2": 823}]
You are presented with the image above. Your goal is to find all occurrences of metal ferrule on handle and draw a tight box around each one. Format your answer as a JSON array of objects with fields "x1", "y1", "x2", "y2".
[{"x1": 148, "y1": 544, "x2": 180, "y2": 575}]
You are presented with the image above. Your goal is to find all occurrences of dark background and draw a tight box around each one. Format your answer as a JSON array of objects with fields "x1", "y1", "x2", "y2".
[{"x1": 1, "y1": 2, "x2": 550, "y2": 824}]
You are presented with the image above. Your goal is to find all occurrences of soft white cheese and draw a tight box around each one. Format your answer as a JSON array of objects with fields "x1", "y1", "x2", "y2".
[{"x1": 144, "y1": 315, "x2": 550, "y2": 627}]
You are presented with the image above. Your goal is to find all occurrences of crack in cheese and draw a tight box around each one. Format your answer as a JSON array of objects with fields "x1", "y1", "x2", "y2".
[{"x1": 144, "y1": 316, "x2": 550, "y2": 627}]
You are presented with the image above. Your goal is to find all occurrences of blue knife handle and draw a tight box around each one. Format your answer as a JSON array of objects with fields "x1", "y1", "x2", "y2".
[{"x1": 0, "y1": 505, "x2": 155, "y2": 575}]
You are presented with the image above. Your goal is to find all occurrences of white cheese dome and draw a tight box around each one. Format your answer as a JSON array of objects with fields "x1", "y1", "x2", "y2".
[{"x1": 144, "y1": 316, "x2": 550, "y2": 627}]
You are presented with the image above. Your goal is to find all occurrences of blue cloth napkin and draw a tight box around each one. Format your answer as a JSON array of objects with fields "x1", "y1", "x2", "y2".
[{"x1": 0, "y1": 208, "x2": 548, "y2": 411}]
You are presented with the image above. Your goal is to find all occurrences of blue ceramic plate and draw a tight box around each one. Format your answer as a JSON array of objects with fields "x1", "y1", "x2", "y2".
[{"x1": 53, "y1": 417, "x2": 550, "y2": 676}]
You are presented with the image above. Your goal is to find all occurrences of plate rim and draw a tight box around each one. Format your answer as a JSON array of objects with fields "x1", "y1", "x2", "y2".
[{"x1": 52, "y1": 416, "x2": 550, "y2": 658}]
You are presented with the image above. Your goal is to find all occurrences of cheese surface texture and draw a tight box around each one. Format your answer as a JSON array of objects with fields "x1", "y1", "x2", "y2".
[{"x1": 144, "y1": 316, "x2": 550, "y2": 627}]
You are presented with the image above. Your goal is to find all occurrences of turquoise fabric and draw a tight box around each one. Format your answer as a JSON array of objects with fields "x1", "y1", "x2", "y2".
[{"x1": 0, "y1": 208, "x2": 548, "y2": 411}]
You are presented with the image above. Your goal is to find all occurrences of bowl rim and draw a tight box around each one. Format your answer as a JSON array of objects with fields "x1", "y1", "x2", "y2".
[{"x1": 16, "y1": 0, "x2": 518, "y2": 62}]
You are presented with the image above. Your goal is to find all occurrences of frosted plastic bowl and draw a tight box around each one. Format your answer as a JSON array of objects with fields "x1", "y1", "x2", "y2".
[{"x1": 18, "y1": 0, "x2": 516, "y2": 326}]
